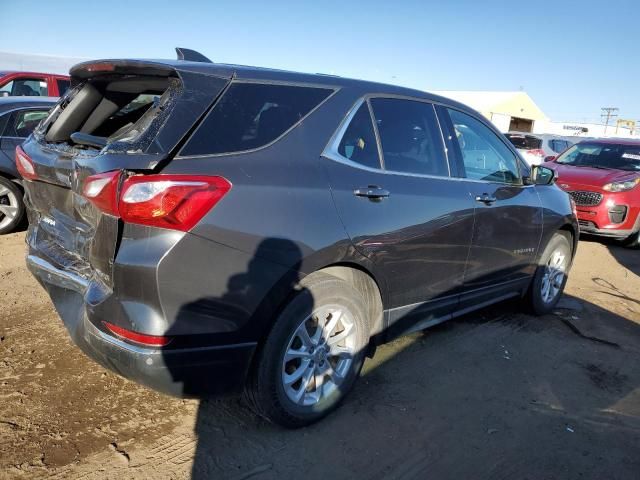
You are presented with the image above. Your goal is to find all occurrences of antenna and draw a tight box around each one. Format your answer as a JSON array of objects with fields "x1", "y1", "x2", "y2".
[{"x1": 175, "y1": 48, "x2": 213, "y2": 64}]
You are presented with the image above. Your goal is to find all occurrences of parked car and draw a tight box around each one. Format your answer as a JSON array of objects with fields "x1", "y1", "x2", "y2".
[
  {"x1": 20, "y1": 50, "x2": 577, "y2": 428},
  {"x1": 0, "y1": 96, "x2": 57, "y2": 234},
  {"x1": 543, "y1": 139, "x2": 640, "y2": 247},
  {"x1": 0, "y1": 71, "x2": 70, "y2": 98},
  {"x1": 505, "y1": 132, "x2": 575, "y2": 165}
]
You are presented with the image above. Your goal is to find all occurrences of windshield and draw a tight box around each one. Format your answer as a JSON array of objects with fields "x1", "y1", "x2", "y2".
[{"x1": 555, "y1": 143, "x2": 640, "y2": 171}]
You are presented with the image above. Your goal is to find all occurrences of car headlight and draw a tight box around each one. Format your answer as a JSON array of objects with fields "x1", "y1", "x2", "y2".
[{"x1": 603, "y1": 178, "x2": 640, "y2": 192}]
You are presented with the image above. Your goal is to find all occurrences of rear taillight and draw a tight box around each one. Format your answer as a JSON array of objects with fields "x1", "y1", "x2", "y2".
[
  {"x1": 82, "y1": 173, "x2": 231, "y2": 231},
  {"x1": 528, "y1": 149, "x2": 546, "y2": 157},
  {"x1": 15, "y1": 146, "x2": 37, "y2": 180},
  {"x1": 103, "y1": 322, "x2": 172, "y2": 347},
  {"x1": 83, "y1": 171, "x2": 121, "y2": 216}
]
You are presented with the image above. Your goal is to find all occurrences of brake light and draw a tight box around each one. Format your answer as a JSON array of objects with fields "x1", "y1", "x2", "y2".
[
  {"x1": 528, "y1": 149, "x2": 546, "y2": 157},
  {"x1": 15, "y1": 146, "x2": 37, "y2": 180},
  {"x1": 85, "y1": 62, "x2": 116, "y2": 72},
  {"x1": 103, "y1": 322, "x2": 172, "y2": 347},
  {"x1": 82, "y1": 173, "x2": 231, "y2": 231},
  {"x1": 83, "y1": 171, "x2": 121, "y2": 216}
]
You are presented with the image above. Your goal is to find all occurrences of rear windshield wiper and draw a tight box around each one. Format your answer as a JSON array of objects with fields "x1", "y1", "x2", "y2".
[{"x1": 70, "y1": 132, "x2": 107, "y2": 149}]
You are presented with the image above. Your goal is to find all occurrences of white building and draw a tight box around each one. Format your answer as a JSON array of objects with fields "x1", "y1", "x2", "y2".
[{"x1": 431, "y1": 90, "x2": 637, "y2": 138}]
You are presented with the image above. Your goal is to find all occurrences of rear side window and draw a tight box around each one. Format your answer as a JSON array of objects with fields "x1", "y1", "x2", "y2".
[
  {"x1": 56, "y1": 79, "x2": 71, "y2": 96},
  {"x1": 370, "y1": 98, "x2": 448, "y2": 176},
  {"x1": 4, "y1": 109, "x2": 50, "y2": 137},
  {"x1": 337, "y1": 103, "x2": 380, "y2": 169},
  {"x1": 550, "y1": 139, "x2": 569, "y2": 153},
  {"x1": 180, "y1": 83, "x2": 333, "y2": 156}
]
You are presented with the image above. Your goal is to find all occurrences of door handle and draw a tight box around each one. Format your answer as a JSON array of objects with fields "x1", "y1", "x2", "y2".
[
  {"x1": 475, "y1": 193, "x2": 497, "y2": 205},
  {"x1": 353, "y1": 186, "x2": 390, "y2": 199}
]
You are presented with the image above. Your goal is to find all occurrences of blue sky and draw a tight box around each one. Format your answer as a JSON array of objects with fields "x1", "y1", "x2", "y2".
[{"x1": 1, "y1": 0, "x2": 637, "y2": 122}]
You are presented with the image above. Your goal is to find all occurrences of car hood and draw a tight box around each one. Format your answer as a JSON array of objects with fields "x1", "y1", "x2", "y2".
[{"x1": 543, "y1": 162, "x2": 640, "y2": 188}]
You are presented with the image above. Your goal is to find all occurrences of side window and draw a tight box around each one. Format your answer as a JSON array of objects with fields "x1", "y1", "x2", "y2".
[
  {"x1": 370, "y1": 98, "x2": 448, "y2": 176},
  {"x1": 56, "y1": 79, "x2": 71, "y2": 96},
  {"x1": 447, "y1": 109, "x2": 521, "y2": 184},
  {"x1": 550, "y1": 139, "x2": 567, "y2": 153},
  {"x1": 0, "y1": 78, "x2": 48, "y2": 97},
  {"x1": 337, "y1": 103, "x2": 380, "y2": 169},
  {"x1": 4, "y1": 109, "x2": 50, "y2": 138},
  {"x1": 180, "y1": 83, "x2": 333, "y2": 156}
]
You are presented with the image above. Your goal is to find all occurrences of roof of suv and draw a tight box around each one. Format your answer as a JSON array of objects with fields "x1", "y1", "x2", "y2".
[{"x1": 70, "y1": 58, "x2": 474, "y2": 114}]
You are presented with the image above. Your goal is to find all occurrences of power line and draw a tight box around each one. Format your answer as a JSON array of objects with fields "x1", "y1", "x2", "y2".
[{"x1": 601, "y1": 107, "x2": 619, "y2": 134}]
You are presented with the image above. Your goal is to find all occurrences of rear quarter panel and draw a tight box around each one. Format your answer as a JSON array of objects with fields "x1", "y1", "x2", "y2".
[{"x1": 156, "y1": 87, "x2": 379, "y2": 342}]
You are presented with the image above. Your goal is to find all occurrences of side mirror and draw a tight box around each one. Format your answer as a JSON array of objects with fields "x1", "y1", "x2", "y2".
[
  {"x1": 544, "y1": 155, "x2": 556, "y2": 162},
  {"x1": 531, "y1": 165, "x2": 557, "y2": 185},
  {"x1": 0, "y1": 91, "x2": 8, "y2": 98}
]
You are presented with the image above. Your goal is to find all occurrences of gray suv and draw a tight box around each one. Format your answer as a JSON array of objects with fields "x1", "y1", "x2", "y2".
[{"x1": 20, "y1": 49, "x2": 577, "y2": 427}]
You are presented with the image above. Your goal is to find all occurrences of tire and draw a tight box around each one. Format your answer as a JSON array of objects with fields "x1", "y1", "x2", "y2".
[
  {"x1": 526, "y1": 231, "x2": 572, "y2": 315},
  {"x1": 0, "y1": 177, "x2": 25, "y2": 235},
  {"x1": 621, "y1": 230, "x2": 640, "y2": 249},
  {"x1": 244, "y1": 272, "x2": 370, "y2": 428}
]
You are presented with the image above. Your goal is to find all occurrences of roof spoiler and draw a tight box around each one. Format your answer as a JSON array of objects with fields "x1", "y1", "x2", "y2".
[{"x1": 175, "y1": 47, "x2": 213, "y2": 64}]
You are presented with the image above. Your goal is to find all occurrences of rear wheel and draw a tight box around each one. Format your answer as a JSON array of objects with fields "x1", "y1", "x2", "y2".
[
  {"x1": 0, "y1": 177, "x2": 24, "y2": 235},
  {"x1": 245, "y1": 273, "x2": 370, "y2": 428},
  {"x1": 526, "y1": 232, "x2": 572, "y2": 315}
]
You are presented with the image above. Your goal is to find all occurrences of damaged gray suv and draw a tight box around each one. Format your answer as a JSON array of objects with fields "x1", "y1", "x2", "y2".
[{"x1": 20, "y1": 48, "x2": 577, "y2": 427}]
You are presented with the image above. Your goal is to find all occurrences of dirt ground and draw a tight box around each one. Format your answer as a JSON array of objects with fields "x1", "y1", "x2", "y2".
[{"x1": 1, "y1": 231, "x2": 639, "y2": 480}]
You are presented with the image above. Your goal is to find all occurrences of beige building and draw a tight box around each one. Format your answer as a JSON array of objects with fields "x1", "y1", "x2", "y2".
[{"x1": 431, "y1": 90, "x2": 550, "y2": 133}]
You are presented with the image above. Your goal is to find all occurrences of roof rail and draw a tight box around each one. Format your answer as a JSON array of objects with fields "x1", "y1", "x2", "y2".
[{"x1": 175, "y1": 48, "x2": 213, "y2": 64}]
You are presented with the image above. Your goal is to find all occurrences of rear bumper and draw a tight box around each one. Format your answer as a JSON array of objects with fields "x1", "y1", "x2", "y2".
[{"x1": 26, "y1": 254, "x2": 257, "y2": 397}]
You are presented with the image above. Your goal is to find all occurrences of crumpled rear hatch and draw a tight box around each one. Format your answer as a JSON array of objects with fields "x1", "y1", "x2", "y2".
[{"x1": 21, "y1": 59, "x2": 230, "y2": 292}]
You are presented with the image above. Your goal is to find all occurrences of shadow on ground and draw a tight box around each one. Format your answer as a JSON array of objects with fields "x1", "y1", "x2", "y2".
[{"x1": 180, "y1": 293, "x2": 640, "y2": 479}]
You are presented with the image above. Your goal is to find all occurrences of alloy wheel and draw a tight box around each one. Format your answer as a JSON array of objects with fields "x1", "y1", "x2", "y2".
[
  {"x1": 0, "y1": 183, "x2": 19, "y2": 231},
  {"x1": 282, "y1": 305, "x2": 358, "y2": 407},
  {"x1": 541, "y1": 249, "x2": 567, "y2": 303}
]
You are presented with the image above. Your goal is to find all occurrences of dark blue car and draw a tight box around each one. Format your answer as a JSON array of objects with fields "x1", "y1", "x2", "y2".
[{"x1": 0, "y1": 96, "x2": 57, "y2": 233}]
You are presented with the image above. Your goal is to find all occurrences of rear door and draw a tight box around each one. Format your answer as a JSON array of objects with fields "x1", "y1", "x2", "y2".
[
  {"x1": 323, "y1": 96, "x2": 475, "y2": 335},
  {"x1": 1, "y1": 108, "x2": 51, "y2": 163},
  {"x1": 439, "y1": 107, "x2": 542, "y2": 309},
  {"x1": 21, "y1": 61, "x2": 230, "y2": 286}
]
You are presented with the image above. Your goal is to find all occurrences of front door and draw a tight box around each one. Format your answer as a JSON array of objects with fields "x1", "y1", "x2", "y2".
[
  {"x1": 439, "y1": 107, "x2": 543, "y2": 309},
  {"x1": 322, "y1": 97, "x2": 475, "y2": 336}
]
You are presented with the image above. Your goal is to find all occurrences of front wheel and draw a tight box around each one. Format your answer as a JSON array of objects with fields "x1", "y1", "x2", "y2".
[
  {"x1": 244, "y1": 273, "x2": 370, "y2": 428},
  {"x1": 526, "y1": 232, "x2": 572, "y2": 315}
]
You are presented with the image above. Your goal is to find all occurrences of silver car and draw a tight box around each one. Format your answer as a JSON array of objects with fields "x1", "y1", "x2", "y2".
[{"x1": 505, "y1": 132, "x2": 575, "y2": 166}]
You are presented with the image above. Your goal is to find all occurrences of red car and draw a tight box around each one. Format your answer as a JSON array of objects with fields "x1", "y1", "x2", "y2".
[
  {"x1": 0, "y1": 71, "x2": 70, "y2": 97},
  {"x1": 544, "y1": 139, "x2": 640, "y2": 247}
]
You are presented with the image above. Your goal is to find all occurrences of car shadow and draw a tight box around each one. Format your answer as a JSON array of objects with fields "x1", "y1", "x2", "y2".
[{"x1": 164, "y1": 238, "x2": 640, "y2": 479}]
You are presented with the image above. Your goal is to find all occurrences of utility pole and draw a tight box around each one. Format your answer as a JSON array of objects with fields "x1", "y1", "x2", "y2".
[{"x1": 601, "y1": 107, "x2": 619, "y2": 135}]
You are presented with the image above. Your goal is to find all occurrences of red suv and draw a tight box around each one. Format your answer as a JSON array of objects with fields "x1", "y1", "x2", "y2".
[
  {"x1": 544, "y1": 139, "x2": 640, "y2": 247},
  {"x1": 0, "y1": 71, "x2": 70, "y2": 97}
]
